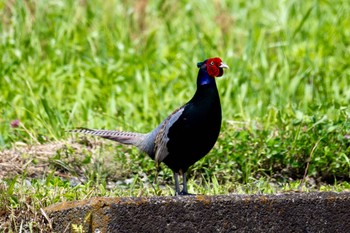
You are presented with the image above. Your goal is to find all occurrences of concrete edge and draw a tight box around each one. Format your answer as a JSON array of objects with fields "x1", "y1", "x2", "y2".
[{"x1": 44, "y1": 192, "x2": 350, "y2": 232}]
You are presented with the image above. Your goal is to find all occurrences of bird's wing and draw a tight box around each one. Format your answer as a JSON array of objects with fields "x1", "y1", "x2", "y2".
[
  {"x1": 154, "y1": 106, "x2": 185, "y2": 163},
  {"x1": 69, "y1": 128, "x2": 146, "y2": 145}
]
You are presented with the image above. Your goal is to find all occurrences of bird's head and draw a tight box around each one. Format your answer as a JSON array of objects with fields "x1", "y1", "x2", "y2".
[{"x1": 197, "y1": 57, "x2": 229, "y2": 78}]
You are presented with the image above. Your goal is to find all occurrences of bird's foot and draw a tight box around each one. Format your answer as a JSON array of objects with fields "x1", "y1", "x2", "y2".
[{"x1": 175, "y1": 191, "x2": 195, "y2": 196}]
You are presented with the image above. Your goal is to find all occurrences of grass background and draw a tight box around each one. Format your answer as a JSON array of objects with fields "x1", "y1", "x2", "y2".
[{"x1": 0, "y1": 0, "x2": 350, "y2": 231}]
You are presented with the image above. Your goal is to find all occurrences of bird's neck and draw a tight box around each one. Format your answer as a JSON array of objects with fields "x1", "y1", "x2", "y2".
[
  {"x1": 197, "y1": 69, "x2": 216, "y2": 87},
  {"x1": 191, "y1": 69, "x2": 219, "y2": 104}
]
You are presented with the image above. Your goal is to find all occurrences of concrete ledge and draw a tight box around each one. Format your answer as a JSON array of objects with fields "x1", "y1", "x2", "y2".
[{"x1": 44, "y1": 192, "x2": 350, "y2": 232}]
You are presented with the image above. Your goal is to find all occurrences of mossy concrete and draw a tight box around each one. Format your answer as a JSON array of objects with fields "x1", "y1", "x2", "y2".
[{"x1": 44, "y1": 192, "x2": 350, "y2": 232}]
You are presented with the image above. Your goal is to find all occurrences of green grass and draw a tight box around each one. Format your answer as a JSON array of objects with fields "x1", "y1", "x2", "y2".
[{"x1": 1, "y1": 0, "x2": 350, "y2": 231}]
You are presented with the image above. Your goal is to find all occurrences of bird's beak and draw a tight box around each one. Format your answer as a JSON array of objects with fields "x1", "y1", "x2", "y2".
[{"x1": 219, "y1": 62, "x2": 229, "y2": 69}]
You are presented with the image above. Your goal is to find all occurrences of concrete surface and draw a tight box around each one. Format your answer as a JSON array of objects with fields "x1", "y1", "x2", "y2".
[{"x1": 44, "y1": 192, "x2": 350, "y2": 232}]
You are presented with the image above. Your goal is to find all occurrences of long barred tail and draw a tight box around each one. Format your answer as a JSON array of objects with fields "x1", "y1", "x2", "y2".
[{"x1": 69, "y1": 128, "x2": 146, "y2": 146}]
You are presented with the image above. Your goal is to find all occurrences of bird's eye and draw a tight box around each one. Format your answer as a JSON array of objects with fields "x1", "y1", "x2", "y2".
[{"x1": 210, "y1": 61, "x2": 214, "y2": 66}]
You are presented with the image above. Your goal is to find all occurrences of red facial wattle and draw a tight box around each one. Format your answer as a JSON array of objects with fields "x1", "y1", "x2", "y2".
[{"x1": 206, "y1": 57, "x2": 225, "y2": 77}]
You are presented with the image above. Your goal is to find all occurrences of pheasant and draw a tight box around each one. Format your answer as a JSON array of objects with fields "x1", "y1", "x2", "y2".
[{"x1": 71, "y1": 57, "x2": 229, "y2": 195}]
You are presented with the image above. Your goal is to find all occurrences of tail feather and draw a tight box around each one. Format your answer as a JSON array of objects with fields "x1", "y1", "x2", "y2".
[{"x1": 69, "y1": 128, "x2": 146, "y2": 146}]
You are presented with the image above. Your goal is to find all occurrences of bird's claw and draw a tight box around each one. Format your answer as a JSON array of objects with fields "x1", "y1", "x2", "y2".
[{"x1": 175, "y1": 191, "x2": 195, "y2": 196}]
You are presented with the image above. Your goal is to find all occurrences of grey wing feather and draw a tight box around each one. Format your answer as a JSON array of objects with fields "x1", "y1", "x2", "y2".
[{"x1": 154, "y1": 107, "x2": 185, "y2": 163}]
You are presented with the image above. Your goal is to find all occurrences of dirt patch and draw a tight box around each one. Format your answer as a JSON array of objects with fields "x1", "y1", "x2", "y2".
[
  {"x1": 0, "y1": 139, "x2": 109, "y2": 180},
  {"x1": 1, "y1": 141, "x2": 74, "y2": 179},
  {"x1": 1, "y1": 141, "x2": 63, "y2": 179}
]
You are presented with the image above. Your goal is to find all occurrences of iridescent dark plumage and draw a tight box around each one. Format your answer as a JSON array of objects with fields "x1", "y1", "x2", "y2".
[{"x1": 70, "y1": 57, "x2": 229, "y2": 195}]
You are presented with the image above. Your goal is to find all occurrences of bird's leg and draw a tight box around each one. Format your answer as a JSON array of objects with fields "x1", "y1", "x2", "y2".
[
  {"x1": 179, "y1": 171, "x2": 193, "y2": 195},
  {"x1": 174, "y1": 171, "x2": 193, "y2": 195},
  {"x1": 182, "y1": 171, "x2": 190, "y2": 194},
  {"x1": 174, "y1": 172, "x2": 181, "y2": 195},
  {"x1": 155, "y1": 162, "x2": 160, "y2": 184}
]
